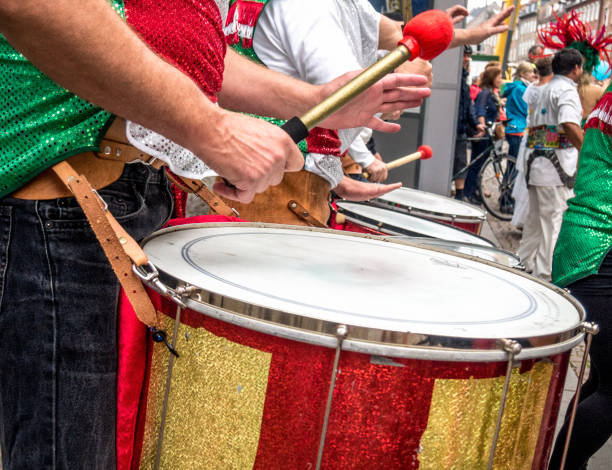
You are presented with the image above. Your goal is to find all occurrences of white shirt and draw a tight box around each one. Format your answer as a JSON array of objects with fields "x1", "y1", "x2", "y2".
[
  {"x1": 527, "y1": 75, "x2": 582, "y2": 186},
  {"x1": 253, "y1": 0, "x2": 381, "y2": 176}
]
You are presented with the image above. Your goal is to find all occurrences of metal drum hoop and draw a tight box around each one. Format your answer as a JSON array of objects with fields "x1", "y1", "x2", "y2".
[
  {"x1": 391, "y1": 236, "x2": 525, "y2": 270},
  {"x1": 371, "y1": 189, "x2": 487, "y2": 224},
  {"x1": 335, "y1": 201, "x2": 495, "y2": 247}
]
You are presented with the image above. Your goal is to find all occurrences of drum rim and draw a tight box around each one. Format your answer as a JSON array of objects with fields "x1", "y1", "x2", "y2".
[
  {"x1": 373, "y1": 187, "x2": 487, "y2": 222},
  {"x1": 391, "y1": 236, "x2": 524, "y2": 269},
  {"x1": 141, "y1": 223, "x2": 585, "y2": 360},
  {"x1": 335, "y1": 201, "x2": 495, "y2": 248}
]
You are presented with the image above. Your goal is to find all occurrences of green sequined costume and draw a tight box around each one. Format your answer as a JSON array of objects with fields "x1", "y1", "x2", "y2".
[
  {"x1": 552, "y1": 82, "x2": 612, "y2": 287},
  {"x1": 0, "y1": 1, "x2": 125, "y2": 198}
]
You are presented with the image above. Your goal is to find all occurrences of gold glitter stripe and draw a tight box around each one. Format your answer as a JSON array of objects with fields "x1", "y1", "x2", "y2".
[
  {"x1": 140, "y1": 315, "x2": 272, "y2": 469},
  {"x1": 419, "y1": 361, "x2": 554, "y2": 469}
]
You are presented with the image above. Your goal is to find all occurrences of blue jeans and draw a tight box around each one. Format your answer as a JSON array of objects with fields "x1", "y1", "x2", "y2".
[
  {"x1": 0, "y1": 163, "x2": 172, "y2": 469},
  {"x1": 506, "y1": 134, "x2": 522, "y2": 159},
  {"x1": 549, "y1": 251, "x2": 612, "y2": 469},
  {"x1": 464, "y1": 139, "x2": 489, "y2": 200}
]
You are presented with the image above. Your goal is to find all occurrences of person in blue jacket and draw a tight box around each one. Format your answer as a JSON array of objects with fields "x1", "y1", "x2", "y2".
[{"x1": 503, "y1": 61, "x2": 535, "y2": 159}]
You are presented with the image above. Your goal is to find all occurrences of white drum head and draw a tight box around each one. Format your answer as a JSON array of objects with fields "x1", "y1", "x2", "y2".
[
  {"x1": 376, "y1": 187, "x2": 486, "y2": 220},
  {"x1": 143, "y1": 225, "x2": 582, "y2": 349},
  {"x1": 337, "y1": 201, "x2": 494, "y2": 247}
]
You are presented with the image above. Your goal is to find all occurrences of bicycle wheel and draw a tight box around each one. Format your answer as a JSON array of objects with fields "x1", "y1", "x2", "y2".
[{"x1": 477, "y1": 154, "x2": 517, "y2": 221}]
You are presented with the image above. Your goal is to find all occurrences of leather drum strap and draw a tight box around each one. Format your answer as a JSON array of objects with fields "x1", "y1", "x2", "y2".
[
  {"x1": 287, "y1": 200, "x2": 328, "y2": 228},
  {"x1": 51, "y1": 161, "x2": 161, "y2": 328},
  {"x1": 165, "y1": 172, "x2": 237, "y2": 217}
]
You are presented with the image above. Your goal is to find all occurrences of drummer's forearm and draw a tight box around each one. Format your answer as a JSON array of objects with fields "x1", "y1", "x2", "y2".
[
  {"x1": 0, "y1": 0, "x2": 221, "y2": 155},
  {"x1": 219, "y1": 49, "x2": 322, "y2": 119},
  {"x1": 378, "y1": 16, "x2": 403, "y2": 51}
]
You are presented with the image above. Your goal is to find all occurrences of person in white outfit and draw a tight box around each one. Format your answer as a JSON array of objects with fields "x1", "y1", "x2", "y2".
[
  {"x1": 517, "y1": 49, "x2": 584, "y2": 280},
  {"x1": 511, "y1": 57, "x2": 553, "y2": 229}
]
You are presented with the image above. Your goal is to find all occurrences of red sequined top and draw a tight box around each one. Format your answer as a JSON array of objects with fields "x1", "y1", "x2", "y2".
[{"x1": 124, "y1": 0, "x2": 226, "y2": 102}]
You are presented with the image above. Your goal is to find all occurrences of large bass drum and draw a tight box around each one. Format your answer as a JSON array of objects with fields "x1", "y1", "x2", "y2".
[
  {"x1": 135, "y1": 224, "x2": 584, "y2": 470},
  {"x1": 371, "y1": 187, "x2": 487, "y2": 234}
]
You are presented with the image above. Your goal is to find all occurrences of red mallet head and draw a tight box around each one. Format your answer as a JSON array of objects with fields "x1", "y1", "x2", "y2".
[
  {"x1": 418, "y1": 145, "x2": 433, "y2": 160},
  {"x1": 400, "y1": 10, "x2": 454, "y2": 60}
]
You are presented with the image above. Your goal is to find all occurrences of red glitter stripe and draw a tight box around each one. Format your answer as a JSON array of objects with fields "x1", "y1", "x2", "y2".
[{"x1": 306, "y1": 127, "x2": 342, "y2": 156}]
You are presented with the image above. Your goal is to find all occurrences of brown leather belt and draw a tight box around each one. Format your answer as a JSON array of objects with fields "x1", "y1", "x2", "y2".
[{"x1": 11, "y1": 118, "x2": 236, "y2": 217}]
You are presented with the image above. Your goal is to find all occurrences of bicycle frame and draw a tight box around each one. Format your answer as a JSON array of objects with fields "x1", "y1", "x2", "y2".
[{"x1": 452, "y1": 126, "x2": 502, "y2": 180}]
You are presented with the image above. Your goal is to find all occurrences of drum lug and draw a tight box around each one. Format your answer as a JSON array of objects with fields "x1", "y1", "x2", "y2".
[
  {"x1": 581, "y1": 321, "x2": 599, "y2": 335},
  {"x1": 133, "y1": 262, "x2": 187, "y2": 308}
]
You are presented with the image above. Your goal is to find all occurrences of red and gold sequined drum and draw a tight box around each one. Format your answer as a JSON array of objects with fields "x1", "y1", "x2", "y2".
[
  {"x1": 371, "y1": 187, "x2": 487, "y2": 234},
  {"x1": 135, "y1": 224, "x2": 584, "y2": 470},
  {"x1": 332, "y1": 200, "x2": 494, "y2": 248}
]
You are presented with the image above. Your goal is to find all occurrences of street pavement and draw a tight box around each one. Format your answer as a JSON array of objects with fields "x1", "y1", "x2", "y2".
[{"x1": 483, "y1": 215, "x2": 612, "y2": 469}]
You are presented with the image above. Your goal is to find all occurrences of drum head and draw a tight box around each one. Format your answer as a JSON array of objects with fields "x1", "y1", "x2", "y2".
[
  {"x1": 336, "y1": 201, "x2": 494, "y2": 247},
  {"x1": 375, "y1": 187, "x2": 486, "y2": 220},
  {"x1": 143, "y1": 224, "x2": 582, "y2": 356},
  {"x1": 394, "y1": 237, "x2": 523, "y2": 269}
]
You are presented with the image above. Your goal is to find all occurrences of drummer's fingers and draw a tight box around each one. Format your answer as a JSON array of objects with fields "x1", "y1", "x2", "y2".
[
  {"x1": 373, "y1": 182, "x2": 402, "y2": 197},
  {"x1": 367, "y1": 117, "x2": 400, "y2": 133},
  {"x1": 368, "y1": 116, "x2": 400, "y2": 132},
  {"x1": 382, "y1": 86, "x2": 430, "y2": 104},
  {"x1": 380, "y1": 73, "x2": 428, "y2": 89},
  {"x1": 213, "y1": 181, "x2": 256, "y2": 204}
]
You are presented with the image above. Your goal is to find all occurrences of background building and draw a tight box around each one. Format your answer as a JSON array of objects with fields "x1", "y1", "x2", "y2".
[{"x1": 508, "y1": 0, "x2": 610, "y2": 65}]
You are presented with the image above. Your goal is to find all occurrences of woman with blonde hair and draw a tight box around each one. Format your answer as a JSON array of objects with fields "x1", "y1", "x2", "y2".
[{"x1": 504, "y1": 61, "x2": 535, "y2": 161}]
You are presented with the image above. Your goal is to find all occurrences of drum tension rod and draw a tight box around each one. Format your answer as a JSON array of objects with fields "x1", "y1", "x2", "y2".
[
  {"x1": 487, "y1": 338, "x2": 522, "y2": 470},
  {"x1": 315, "y1": 324, "x2": 348, "y2": 470},
  {"x1": 559, "y1": 322, "x2": 599, "y2": 470},
  {"x1": 149, "y1": 285, "x2": 197, "y2": 358}
]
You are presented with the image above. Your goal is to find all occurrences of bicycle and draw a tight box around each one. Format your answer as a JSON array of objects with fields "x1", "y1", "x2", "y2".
[{"x1": 453, "y1": 124, "x2": 517, "y2": 221}]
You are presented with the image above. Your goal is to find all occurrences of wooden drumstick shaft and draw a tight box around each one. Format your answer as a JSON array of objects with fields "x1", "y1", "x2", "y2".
[{"x1": 363, "y1": 145, "x2": 432, "y2": 179}]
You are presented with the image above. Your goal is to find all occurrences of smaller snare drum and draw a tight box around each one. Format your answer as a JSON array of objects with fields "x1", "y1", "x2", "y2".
[
  {"x1": 372, "y1": 187, "x2": 487, "y2": 234},
  {"x1": 394, "y1": 236, "x2": 524, "y2": 269},
  {"x1": 334, "y1": 201, "x2": 494, "y2": 247}
]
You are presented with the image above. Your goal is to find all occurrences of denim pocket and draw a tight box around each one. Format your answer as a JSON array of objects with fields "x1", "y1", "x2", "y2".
[
  {"x1": 45, "y1": 165, "x2": 158, "y2": 229},
  {"x1": 0, "y1": 206, "x2": 12, "y2": 310}
]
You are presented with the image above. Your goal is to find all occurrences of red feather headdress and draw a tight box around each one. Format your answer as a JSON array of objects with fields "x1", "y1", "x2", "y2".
[{"x1": 537, "y1": 10, "x2": 612, "y2": 73}]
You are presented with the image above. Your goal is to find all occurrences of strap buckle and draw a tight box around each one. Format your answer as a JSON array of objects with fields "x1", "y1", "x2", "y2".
[
  {"x1": 91, "y1": 189, "x2": 109, "y2": 212},
  {"x1": 133, "y1": 262, "x2": 186, "y2": 308}
]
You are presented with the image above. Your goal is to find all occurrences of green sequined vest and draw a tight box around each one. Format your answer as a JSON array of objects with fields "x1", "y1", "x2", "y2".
[
  {"x1": 552, "y1": 83, "x2": 612, "y2": 287},
  {"x1": 0, "y1": 1, "x2": 125, "y2": 198}
]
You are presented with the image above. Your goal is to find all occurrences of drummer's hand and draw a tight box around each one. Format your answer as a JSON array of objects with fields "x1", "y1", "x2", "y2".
[
  {"x1": 206, "y1": 111, "x2": 303, "y2": 203},
  {"x1": 317, "y1": 72, "x2": 430, "y2": 134},
  {"x1": 364, "y1": 159, "x2": 388, "y2": 182},
  {"x1": 395, "y1": 59, "x2": 433, "y2": 87},
  {"x1": 446, "y1": 5, "x2": 469, "y2": 25},
  {"x1": 334, "y1": 177, "x2": 401, "y2": 201}
]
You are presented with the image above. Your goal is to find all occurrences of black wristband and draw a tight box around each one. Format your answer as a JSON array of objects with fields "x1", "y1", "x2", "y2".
[{"x1": 281, "y1": 116, "x2": 309, "y2": 144}]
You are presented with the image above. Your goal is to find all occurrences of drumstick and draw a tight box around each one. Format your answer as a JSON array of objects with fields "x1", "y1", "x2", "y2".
[
  {"x1": 362, "y1": 145, "x2": 433, "y2": 179},
  {"x1": 279, "y1": 11, "x2": 454, "y2": 143}
]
